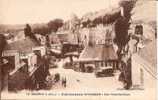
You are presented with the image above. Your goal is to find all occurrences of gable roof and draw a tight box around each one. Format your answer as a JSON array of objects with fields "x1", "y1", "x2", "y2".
[{"x1": 79, "y1": 44, "x2": 118, "y2": 61}]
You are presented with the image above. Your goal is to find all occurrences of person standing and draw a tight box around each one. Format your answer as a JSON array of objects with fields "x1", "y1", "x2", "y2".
[{"x1": 64, "y1": 77, "x2": 67, "y2": 88}]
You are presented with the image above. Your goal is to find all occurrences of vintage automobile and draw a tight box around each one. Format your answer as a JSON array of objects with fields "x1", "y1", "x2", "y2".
[{"x1": 95, "y1": 66, "x2": 114, "y2": 77}]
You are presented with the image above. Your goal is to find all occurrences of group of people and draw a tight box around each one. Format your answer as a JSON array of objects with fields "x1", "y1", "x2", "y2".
[
  {"x1": 134, "y1": 24, "x2": 144, "y2": 52},
  {"x1": 46, "y1": 73, "x2": 67, "y2": 88},
  {"x1": 54, "y1": 73, "x2": 67, "y2": 88}
]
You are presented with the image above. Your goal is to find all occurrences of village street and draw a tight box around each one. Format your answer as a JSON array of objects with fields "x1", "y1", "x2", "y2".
[
  {"x1": 47, "y1": 38, "x2": 156, "y2": 94},
  {"x1": 49, "y1": 59, "x2": 123, "y2": 91},
  {"x1": 45, "y1": 54, "x2": 155, "y2": 100},
  {"x1": 2, "y1": 55, "x2": 156, "y2": 100}
]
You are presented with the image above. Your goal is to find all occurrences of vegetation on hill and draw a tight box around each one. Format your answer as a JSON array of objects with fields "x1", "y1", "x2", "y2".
[{"x1": 33, "y1": 19, "x2": 64, "y2": 35}]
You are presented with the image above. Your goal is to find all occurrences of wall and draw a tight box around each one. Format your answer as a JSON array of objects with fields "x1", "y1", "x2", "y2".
[
  {"x1": 32, "y1": 46, "x2": 46, "y2": 57},
  {"x1": 132, "y1": 54, "x2": 156, "y2": 89},
  {"x1": 2, "y1": 50, "x2": 20, "y2": 69},
  {"x1": 79, "y1": 24, "x2": 115, "y2": 46}
]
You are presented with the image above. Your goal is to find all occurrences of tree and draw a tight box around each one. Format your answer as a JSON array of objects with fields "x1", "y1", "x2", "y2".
[
  {"x1": 114, "y1": 0, "x2": 136, "y2": 57},
  {"x1": 47, "y1": 19, "x2": 63, "y2": 32},
  {"x1": 24, "y1": 24, "x2": 32, "y2": 37},
  {"x1": 114, "y1": 16, "x2": 130, "y2": 48},
  {"x1": 0, "y1": 34, "x2": 7, "y2": 56},
  {"x1": 33, "y1": 26, "x2": 51, "y2": 35},
  {"x1": 0, "y1": 34, "x2": 7, "y2": 91},
  {"x1": 24, "y1": 24, "x2": 39, "y2": 43},
  {"x1": 116, "y1": 0, "x2": 137, "y2": 90}
]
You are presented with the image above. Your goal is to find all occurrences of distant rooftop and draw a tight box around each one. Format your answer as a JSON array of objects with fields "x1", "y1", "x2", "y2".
[
  {"x1": 4, "y1": 37, "x2": 40, "y2": 53},
  {"x1": 79, "y1": 44, "x2": 118, "y2": 61}
]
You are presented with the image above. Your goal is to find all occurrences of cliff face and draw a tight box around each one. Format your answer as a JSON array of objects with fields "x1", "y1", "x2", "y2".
[
  {"x1": 132, "y1": 0, "x2": 156, "y2": 23},
  {"x1": 131, "y1": 0, "x2": 157, "y2": 70}
]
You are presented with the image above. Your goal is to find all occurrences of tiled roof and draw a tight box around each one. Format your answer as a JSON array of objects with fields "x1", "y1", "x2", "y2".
[{"x1": 79, "y1": 44, "x2": 118, "y2": 61}]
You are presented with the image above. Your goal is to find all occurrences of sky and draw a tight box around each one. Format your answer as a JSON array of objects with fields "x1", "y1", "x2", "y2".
[{"x1": 0, "y1": 0, "x2": 120, "y2": 24}]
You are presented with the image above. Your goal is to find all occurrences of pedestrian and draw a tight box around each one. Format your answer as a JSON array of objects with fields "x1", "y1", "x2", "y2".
[
  {"x1": 64, "y1": 77, "x2": 67, "y2": 88},
  {"x1": 61, "y1": 77, "x2": 64, "y2": 87},
  {"x1": 54, "y1": 73, "x2": 60, "y2": 83},
  {"x1": 118, "y1": 60, "x2": 126, "y2": 83}
]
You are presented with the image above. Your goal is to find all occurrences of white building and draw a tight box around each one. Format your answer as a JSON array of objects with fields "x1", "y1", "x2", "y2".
[
  {"x1": 20, "y1": 52, "x2": 37, "y2": 72},
  {"x1": 32, "y1": 46, "x2": 46, "y2": 57},
  {"x1": 2, "y1": 50, "x2": 20, "y2": 70}
]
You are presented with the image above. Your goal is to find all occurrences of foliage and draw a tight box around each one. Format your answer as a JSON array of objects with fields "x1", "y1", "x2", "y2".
[
  {"x1": 0, "y1": 34, "x2": 7, "y2": 56},
  {"x1": 24, "y1": 24, "x2": 32, "y2": 36},
  {"x1": 32, "y1": 19, "x2": 63, "y2": 36},
  {"x1": 47, "y1": 19, "x2": 63, "y2": 32},
  {"x1": 24, "y1": 24, "x2": 39, "y2": 43},
  {"x1": 33, "y1": 26, "x2": 51, "y2": 36},
  {"x1": 114, "y1": 0, "x2": 137, "y2": 47}
]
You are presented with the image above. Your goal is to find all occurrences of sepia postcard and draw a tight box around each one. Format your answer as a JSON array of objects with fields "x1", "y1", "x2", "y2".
[{"x1": 0, "y1": 0, "x2": 157, "y2": 100}]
